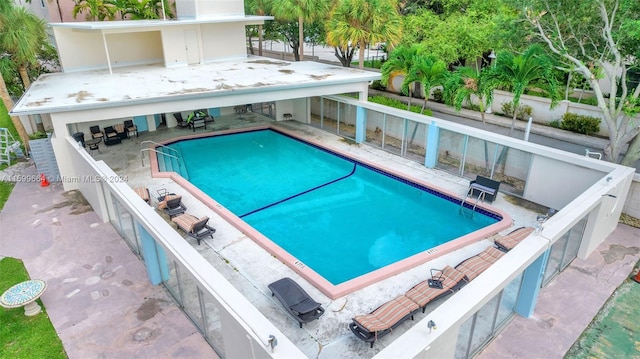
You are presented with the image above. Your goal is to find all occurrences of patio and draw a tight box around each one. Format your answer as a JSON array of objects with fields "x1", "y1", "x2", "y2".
[{"x1": 85, "y1": 111, "x2": 541, "y2": 357}]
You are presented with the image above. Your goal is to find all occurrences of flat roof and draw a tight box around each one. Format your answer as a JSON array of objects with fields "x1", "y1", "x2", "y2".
[{"x1": 11, "y1": 57, "x2": 380, "y2": 115}]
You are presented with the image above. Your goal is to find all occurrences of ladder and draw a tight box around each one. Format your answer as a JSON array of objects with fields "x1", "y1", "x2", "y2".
[
  {"x1": 0, "y1": 128, "x2": 25, "y2": 166},
  {"x1": 460, "y1": 183, "x2": 494, "y2": 217}
]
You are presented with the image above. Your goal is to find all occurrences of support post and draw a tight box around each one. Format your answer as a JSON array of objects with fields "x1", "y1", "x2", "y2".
[
  {"x1": 515, "y1": 249, "x2": 549, "y2": 317},
  {"x1": 355, "y1": 106, "x2": 366, "y2": 144},
  {"x1": 425, "y1": 121, "x2": 439, "y2": 168},
  {"x1": 138, "y1": 223, "x2": 169, "y2": 285}
]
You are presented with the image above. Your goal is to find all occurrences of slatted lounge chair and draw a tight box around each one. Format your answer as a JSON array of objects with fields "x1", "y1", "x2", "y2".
[
  {"x1": 268, "y1": 277, "x2": 325, "y2": 328},
  {"x1": 158, "y1": 195, "x2": 186, "y2": 217},
  {"x1": 494, "y1": 227, "x2": 535, "y2": 252},
  {"x1": 455, "y1": 247, "x2": 505, "y2": 281},
  {"x1": 134, "y1": 187, "x2": 150, "y2": 204},
  {"x1": 349, "y1": 295, "x2": 420, "y2": 348},
  {"x1": 172, "y1": 214, "x2": 216, "y2": 245},
  {"x1": 404, "y1": 265, "x2": 467, "y2": 313}
]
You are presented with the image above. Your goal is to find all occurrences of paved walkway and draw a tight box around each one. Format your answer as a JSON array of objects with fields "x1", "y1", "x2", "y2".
[
  {"x1": 477, "y1": 223, "x2": 640, "y2": 359},
  {"x1": 0, "y1": 167, "x2": 217, "y2": 359}
]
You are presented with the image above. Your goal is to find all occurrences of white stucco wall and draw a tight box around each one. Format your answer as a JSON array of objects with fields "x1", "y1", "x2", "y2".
[
  {"x1": 106, "y1": 31, "x2": 164, "y2": 67},
  {"x1": 201, "y1": 23, "x2": 247, "y2": 61},
  {"x1": 53, "y1": 28, "x2": 108, "y2": 72},
  {"x1": 525, "y1": 156, "x2": 607, "y2": 210}
]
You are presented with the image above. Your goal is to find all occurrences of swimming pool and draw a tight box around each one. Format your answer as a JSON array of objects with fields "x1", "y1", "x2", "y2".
[{"x1": 154, "y1": 126, "x2": 511, "y2": 298}]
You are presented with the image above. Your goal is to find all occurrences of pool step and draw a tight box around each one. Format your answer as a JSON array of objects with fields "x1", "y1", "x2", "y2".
[{"x1": 155, "y1": 147, "x2": 188, "y2": 180}]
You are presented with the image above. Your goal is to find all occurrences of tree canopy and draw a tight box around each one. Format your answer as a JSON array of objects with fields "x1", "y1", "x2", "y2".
[
  {"x1": 325, "y1": 0, "x2": 403, "y2": 69},
  {"x1": 506, "y1": 0, "x2": 640, "y2": 165}
]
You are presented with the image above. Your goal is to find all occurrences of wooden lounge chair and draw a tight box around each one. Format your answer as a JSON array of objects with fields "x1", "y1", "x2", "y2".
[
  {"x1": 349, "y1": 295, "x2": 420, "y2": 348},
  {"x1": 172, "y1": 214, "x2": 216, "y2": 245},
  {"x1": 268, "y1": 277, "x2": 325, "y2": 328},
  {"x1": 404, "y1": 265, "x2": 467, "y2": 313},
  {"x1": 494, "y1": 227, "x2": 535, "y2": 252},
  {"x1": 158, "y1": 194, "x2": 186, "y2": 218},
  {"x1": 134, "y1": 187, "x2": 150, "y2": 204},
  {"x1": 455, "y1": 247, "x2": 505, "y2": 281}
]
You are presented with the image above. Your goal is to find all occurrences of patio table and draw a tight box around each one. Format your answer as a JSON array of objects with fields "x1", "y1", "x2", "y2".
[{"x1": 0, "y1": 279, "x2": 47, "y2": 316}]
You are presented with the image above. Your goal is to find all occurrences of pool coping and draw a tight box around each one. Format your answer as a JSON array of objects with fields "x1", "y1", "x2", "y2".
[{"x1": 148, "y1": 124, "x2": 513, "y2": 299}]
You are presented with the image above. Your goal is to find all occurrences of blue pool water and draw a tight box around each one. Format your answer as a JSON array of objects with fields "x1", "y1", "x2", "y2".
[{"x1": 166, "y1": 129, "x2": 500, "y2": 285}]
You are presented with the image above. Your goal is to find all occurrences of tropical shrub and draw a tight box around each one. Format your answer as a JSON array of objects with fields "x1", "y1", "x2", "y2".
[
  {"x1": 500, "y1": 102, "x2": 533, "y2": 120},
  {"x1": 431, "y1": 89, "x2": 444, "y2": 103},
  {"x1": 559, "y1": 113, "x2": 600, "y2": 135},
  {"x1": 370, "y1": 80, "x2": 387, "y2": 91}
]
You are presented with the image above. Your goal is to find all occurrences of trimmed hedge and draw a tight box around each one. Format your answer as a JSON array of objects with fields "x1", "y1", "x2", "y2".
[{"x1": 559, "y1": 113, "x2": 600, "y2": 135}]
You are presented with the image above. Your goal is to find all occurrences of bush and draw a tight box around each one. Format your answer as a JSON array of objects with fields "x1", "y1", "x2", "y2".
[
  {"x1": 432, "y1": 89, "x2": 444, "y2": 103},
  {"x1": 549, "y1": 119, "x2": 561, "y2": 128},
  {"x1": 369, "y1": 80, "x2": 386, "y2": 91},
  {"x1": 559, "y1": 113, "x2": 600, "y2": 135},
  {"x1": 500, "y1": 102, "x2": 533, "y2": 120},
  {"x1": 368, "y1": 95, "x2": 433, "y2": 115},
  {"x1": 29, "y1": 131, "x2": 48, "y2": 140}
]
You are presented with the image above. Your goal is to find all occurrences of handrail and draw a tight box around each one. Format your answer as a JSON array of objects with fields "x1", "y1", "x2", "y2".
[
  {"x1": 141, "y1": 140, "x2": 179, "y2": 154},
  {"x1": 140, "y1": 148, "x2": 180, "y2": 167},
  {"x1": 140, "y1": 147, "x2": 189, "y2": 180}
]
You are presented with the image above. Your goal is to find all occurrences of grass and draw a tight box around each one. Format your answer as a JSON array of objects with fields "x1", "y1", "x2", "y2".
[
  {"x1": 0, "y1": 182, "x2": 14, "y2": 211},
  {"x1": 0, "y1": 101, "x2": 20, "y2": 171},
  {"x1": 565, "y1": 274, "x2": 640, "y2": 359},
  {"x1": 0, "y1": 258, "x2": 67, "y2": 358}
]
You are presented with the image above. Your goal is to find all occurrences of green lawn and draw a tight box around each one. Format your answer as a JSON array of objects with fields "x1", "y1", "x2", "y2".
[
  {"x1": 0, "y1": 101, "x2": 20, "y2": 171},
  {"x1": 0, "y1": 258, "x2": 67, "y2": 358},
  {"x1": 565, "y1": 273, "x2": 640, "y2": 358}
]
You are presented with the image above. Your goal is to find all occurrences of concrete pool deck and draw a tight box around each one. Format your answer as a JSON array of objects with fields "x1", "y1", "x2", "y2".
[{"x1": 83, "y1": 114, "x2": 542, "y2": 357}]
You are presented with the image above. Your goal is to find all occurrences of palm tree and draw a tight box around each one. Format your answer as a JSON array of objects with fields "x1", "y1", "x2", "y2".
[
  {"x1": 245, "y1": 0, "x2": 270, "y2": 56},
  {"x1": 445, "y1": 65, "x2": 499, "y2": 171},
  {"x1": 445, "y1": 65, "x2": 497, "y2": 128},
  {"x1": 1, "y1": 7, "x2": 49, "y2": 90},
  {"x1": 0, "y1": 3, "x2": 40, "y2": 152},
  {"x1": 73, "y1": 0, "x2": 116, "y2": 21},
  {"x1": 381, "y1": 44, "x2": 424, "y2": 110},
  {"x1": 491, "y1": 45, "x2": 560, "y2": 135},
  {"x1": 325, "y1": 0, "x2": 402, "y2": 69},
  {"x1": 269, "y1": 0, "x2": 328, "y2": 61},
  {"x1": 405, "y1": 55, "x2": 447, "y2": 114}
]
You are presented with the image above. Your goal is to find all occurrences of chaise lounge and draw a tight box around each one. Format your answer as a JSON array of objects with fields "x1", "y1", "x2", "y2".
[
  {"x1": 404, "y1": 265, "x2": 468, "y2": 313},
  {"x1": 494, "y1": 227, "x2": 535, "y2": 252},
  {"x1": 133, "y1": 187, "x2": 150, "y2": 205},
  {"x1": 268, "y1": 277, "x2": 325, "y2": 328},
  {"x1": 455, "y1": 246, "x2": 505, "y2": 281},
  {"x1": 171, "y1": 213, "x2": 216, "y2": 245},
  {"x1": 158, "y1": 194, "x2": 187, "y2": 218},
  {"x1": 349, "y1": 295, "x2": 420, "y2": 348}
]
